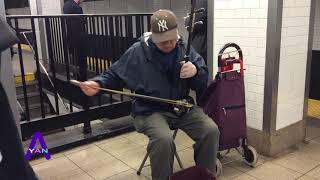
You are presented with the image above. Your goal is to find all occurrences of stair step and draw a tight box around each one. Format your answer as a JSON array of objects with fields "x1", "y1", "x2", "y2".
[
  {"x1": 17, "y1": 92, "x2": 41, "y2": 106},
  {"x1": 16, "y1": 80, "x2": 38, "y2": 95},
  {"x1": 22, "y1": 103, "x2": 52, "y2": 119},
  {"x1": 14, "y1": 73, "x2": 35, "y2": 84}
]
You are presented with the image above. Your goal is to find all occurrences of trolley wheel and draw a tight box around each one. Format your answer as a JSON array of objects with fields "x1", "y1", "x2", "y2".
[
  {"x1": 216, "y1": 158, "x2": 222, "y2": 177},
  {"x1": 243, "y1": 146, "x2": 258, "y2": 167}
]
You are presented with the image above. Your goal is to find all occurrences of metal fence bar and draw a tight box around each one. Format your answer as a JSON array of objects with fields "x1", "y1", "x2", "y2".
[
  {"x1": 6, "y1": 12, "x2": 152, "y2": 122},
  {"x1": 14, "y1": 18, "x2": 30, "y2": 121},
  {"x1": 30, "y1": 18, "x2": 46, "y2": 118},
  {"x1": 60, "y1": 17, "x2": 73, "y2": 112},
  {"x1": 45, "y1": 18, "x2": 60, "y2": 115}
]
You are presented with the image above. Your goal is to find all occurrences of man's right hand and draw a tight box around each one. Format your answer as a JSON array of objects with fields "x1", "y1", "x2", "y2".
[{"x1": 79, "y1": 81, "x2": 101, "y2": 96}]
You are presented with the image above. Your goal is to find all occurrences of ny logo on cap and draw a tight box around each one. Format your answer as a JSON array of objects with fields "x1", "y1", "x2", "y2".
[{"x1": 157, "y1": 19, "x2": 168, "y2": 32}]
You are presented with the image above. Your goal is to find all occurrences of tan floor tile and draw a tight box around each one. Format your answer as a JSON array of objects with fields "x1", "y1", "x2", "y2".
[
  {"x1": 174, "y1": 131, "x2": 195, "y2": 148},
  {"x1": 37, "y1": 168, "x2": 93, "y2": 180},
  {"x1": 106, "y1": 169, "x2": 150, "y2": 180},
  {"x1": 30, "y1": 152, "x2": 65, "y2": 166},
  {"x1": 299, "y1": 142, "x2": 320, "y2": 162},
  {"x1": 306, "y1": 165, "x2": 320, "y2": 179},
  {"x1": 306, "y1": 126, "x2": 320, "y2": 140},
  {"x1": 219, "y1": 165, "x2": 243, "y2": 180},
  {"x1": 98, "y1": 137, "x2": 141, "y2": 156},
  {"x1": 219, "y1": 149, "x2": 265, "y2": 173},
  {"x1": 232, "y1": 173, "x2": 258, "y2": 180},
  {"x1": 32, "y1": 156, "x2": 80, "y2": 179},
  {"x1": 310, "y1": 137, "x2": 320, "y2": 144},
  {"x1": 136, "y1": 165, "x2": 152, "y2": 179},
  {"x1": 219, "y1": 149, "x2": 243, "y2": 164},
  {"x1": 271, "y1": 151, "x2": 320, "y2": 174},
  {"x1": 246, "y1": 162, "x2": 302, "y2": 180},
  {"x1": 311, "y1": 137, "x2": 320, "y2": 144},
  {"x1": 66, "y1": 146, "x2": 113, "y2": 170},
  {"x1": 49, "y1": 168, "x2": 93, "y2": 180},
  {"x1": 62, "y1": 143, "x2": 97, "y2": 155},
  {"x1": 124, "y1": 132, "x2": 149, "y2": 146},
  {"x1": 297, "y1": 175, "x2": 318, "y2": 180},
  {"x1": 175, "y1": 143, "x2": 188, "y2": 151},
  {"x1": 85, "y1": 158, "x2": 131, "y2": 180},
  {"x1": 176, "y1": 148, "x2": 195, "y2": 168},
  {"x1": 95, "y1": 135, "x2": 125, "y2": 146},
  {"x1": 227, "y1": 159, "x2": 264, "y2": 173},
  {"x1": 132, "y1": 153, "x2": 185, "y2": 178},
  {"x1": 115, "y1": 146, "x2": 148, "y2": 168},
  {"x1": 173, "y1": 161, "x2": 184, "y2": 173}
]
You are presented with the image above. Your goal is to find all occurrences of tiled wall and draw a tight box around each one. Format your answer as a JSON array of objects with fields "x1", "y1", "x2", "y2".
[
  {"x1": 213, "y1": 0, "x2": 268, "y2": 130},
  {"x1": 313, "y1": 0, "x2": 320, "y2": 50},
  {"x1": 81, "y1": 0, "x2": 190, "y2": 39},
  {"x1": 276, "y1": 0, "x2": 311, "y2": 130},
  {"x1": 41, "y1": 0, "x2": 62, "y2": 14}
]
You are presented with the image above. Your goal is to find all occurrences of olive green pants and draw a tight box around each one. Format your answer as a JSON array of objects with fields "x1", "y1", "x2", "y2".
[{"x1": 133, "y1": 107, "x2": 220, "y2": 180}]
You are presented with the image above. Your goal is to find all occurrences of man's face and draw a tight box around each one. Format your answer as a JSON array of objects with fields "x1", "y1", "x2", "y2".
[{"x1": 155, "y1": 39, "x2": 177, "y2": 54}]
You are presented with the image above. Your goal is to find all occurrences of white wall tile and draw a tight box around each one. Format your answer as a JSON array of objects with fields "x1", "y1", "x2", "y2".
[
  {"x1": 243, "y1": 0, "x2": 260, "y2": 8},
  {"x1": 234, "y1": 9, "x2": 251, "y2": 18},
  {"x1": 276, "y1": 0, "x2": 311, "y2": 130},
  {"x1": 250, "y1": 9, "x2": 268, "y2": 18},
  {"x1": 259, "y1": 0, "x2": 268, "y2": 8}
]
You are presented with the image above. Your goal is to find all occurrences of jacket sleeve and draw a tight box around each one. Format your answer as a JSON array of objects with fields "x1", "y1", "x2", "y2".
[
  {"x1": 188, "y1": 45, "x2": 209, "y2": 102},
  {"x1": 90, "y1": 44, "x2": 139, "y2": 90}
]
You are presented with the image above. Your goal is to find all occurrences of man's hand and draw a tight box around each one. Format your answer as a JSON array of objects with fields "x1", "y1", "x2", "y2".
[
  {"x1": 180, "y1": 61, "x2": 197, "y2": 79},
  {"x1": 79, "y1": 81, "x2": 101, "y2": 96}
]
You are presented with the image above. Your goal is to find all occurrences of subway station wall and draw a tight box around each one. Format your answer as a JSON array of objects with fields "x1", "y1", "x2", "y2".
[
  {"x1": 213, "y1": 0, "x2": 268, "y2": 131},
  {"x1": 81, "y1": 0, "x2": 191, "y2": 40},
  {"x1": 276, "y1": 0, "x2": 311, "y2": 130}
]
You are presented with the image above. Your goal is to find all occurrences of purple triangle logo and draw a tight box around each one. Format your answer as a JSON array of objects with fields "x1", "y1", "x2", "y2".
[{"x1": 25, "y1": 132, "x2": 51, "y2": 160}]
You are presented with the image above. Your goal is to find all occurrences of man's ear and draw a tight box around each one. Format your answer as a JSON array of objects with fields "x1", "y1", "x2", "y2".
[{"x1": 0, "y1": 15, "x2": 19, "y2": 53}]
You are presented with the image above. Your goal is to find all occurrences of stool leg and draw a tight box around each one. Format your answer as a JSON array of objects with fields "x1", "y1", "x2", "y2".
[
  {"x1": 174, "y1": 150, "x2": 184, "y2": 169},
  {"x1": 137, "y1": 151, "x2": 150, "y2": 175}
]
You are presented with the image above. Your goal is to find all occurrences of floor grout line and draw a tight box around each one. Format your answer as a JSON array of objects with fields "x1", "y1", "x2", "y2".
[
  {"x1": 64, "y1": 153, "x2": 96, "y2": 180},
  {"x1": 95, "y1": 142, "x2": 151, "y2": 179}
]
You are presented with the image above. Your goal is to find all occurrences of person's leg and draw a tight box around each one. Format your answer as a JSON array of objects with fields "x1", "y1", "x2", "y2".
[
  {"x1": 176, "y1": 107, "x2": 219, "y2": 174},
  {"x1": 133, "y1": 113, "x2": 175, "y2": 180}
]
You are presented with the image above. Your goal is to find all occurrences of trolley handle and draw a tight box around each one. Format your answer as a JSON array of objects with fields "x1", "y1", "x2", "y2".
[{"x1": 218, "y1": 42, "x2": 243, "y2": 66}]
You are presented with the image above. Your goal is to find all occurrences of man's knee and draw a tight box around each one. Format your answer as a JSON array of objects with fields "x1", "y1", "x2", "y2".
[
  {"x1": 155, "y1": 133, "x2": 174, "y2": 146},
  {"x1": 148, "y1": 133, "x2": 175, "y2": 152},
  {"x1": 204, "y1": 120, "x2": 220, "y2": 140}
]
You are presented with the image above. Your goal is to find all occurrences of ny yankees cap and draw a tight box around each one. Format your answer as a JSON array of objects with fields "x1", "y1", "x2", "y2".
[{"x1": 150, "y1": 9, "x2": 179, "y2": 43}]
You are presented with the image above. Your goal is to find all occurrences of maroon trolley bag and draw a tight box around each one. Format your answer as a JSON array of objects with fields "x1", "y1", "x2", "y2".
[{"x1": 199, "y1": 43, "x2": 258, "y2": 171}]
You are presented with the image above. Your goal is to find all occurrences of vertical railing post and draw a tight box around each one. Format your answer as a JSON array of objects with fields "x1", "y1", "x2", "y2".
[
  {"x1": 14, "y1": 18, "x2": 30, "y2": 121},
  {"x1": 31, "y1": 17, "x2": 46, "y2": 118},
  {"x1": 61, "y1": 17, "x2": 74, "y2": 112},
  {"x1": 45, "y1": 17, "x2": 60, "y2": 115}
]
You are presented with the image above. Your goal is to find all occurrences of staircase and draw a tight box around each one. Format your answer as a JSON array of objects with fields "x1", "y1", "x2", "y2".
[{"x1": 16, "y1": 80, "x2": 53, "y2": 120}]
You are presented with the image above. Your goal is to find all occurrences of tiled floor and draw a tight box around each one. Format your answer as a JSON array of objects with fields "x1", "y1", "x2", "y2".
[{"x1": 31, "y1": 123, "x2": 320, "y2": 180}]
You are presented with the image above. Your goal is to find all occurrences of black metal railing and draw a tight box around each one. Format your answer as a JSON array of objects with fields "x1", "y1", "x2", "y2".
[{"x1": 6, "y1": 13, "x2": 151, "y2": 151}]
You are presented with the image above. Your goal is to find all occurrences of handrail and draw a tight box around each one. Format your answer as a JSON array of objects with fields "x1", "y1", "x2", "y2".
[
  {"x1": 6, "y1": 13, "x2": 153, "y2": 19},
  {"x1": 20, "y1": 31, "x2": 70, "y2": 113}
]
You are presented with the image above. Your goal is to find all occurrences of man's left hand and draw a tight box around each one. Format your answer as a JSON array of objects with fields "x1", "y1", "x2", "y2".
[{"x1": 180, "y1": 61, "x2": 197, "y2": 79}]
